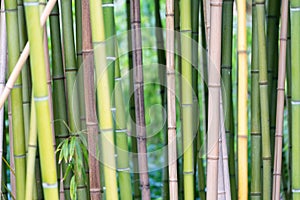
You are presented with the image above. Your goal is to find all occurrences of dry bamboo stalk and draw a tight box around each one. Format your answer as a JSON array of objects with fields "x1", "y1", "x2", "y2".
[
  {"x1": 166, "y1": 0, "x2": 178, "y2": 199},
  {"x1": 82, "y1": 0, "x2": 101, "y2": 199},
  {"x1": 0, "y1": 0, "x2": 57, "y2": 109},
  {"x1": 0, "y1": 0, "x2": 7, "y2": 193},
  {"x1": 206, "y1": 0, "x2": 223, "y2": 199},
  {"x1": 130, "y1": 0, "x2": 151, "y2": 199},
  {"x1": 272, "y1": 0, "x2": 289, "y2": 199}
]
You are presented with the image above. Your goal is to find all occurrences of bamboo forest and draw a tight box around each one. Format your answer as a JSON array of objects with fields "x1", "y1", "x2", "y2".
[{"x1": 0, "y1": 0, "x2": 299, "y2": 199}]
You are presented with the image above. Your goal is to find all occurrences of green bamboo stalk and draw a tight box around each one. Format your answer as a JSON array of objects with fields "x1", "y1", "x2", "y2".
[
  {"x1": 256, "y1": 0, "x2": 272, "y2": 198},
  {"x1": 89, "y1": 0, "x2": 119, "y2": 199},
  {"x1": 17, "y1": 0, "x2": 31, "y2": 148},
  {"x1": 154, "y1": 0, "x2": 168, "y2": 198},
  {"x1": 126, "y1": 0, "x2": 140, "y2": 198},
  {"x1": 82, "y1": 1, "x2": 102, "y2": 199},
  {"x1": 130, "y1": 0, "x2": 151, "y2": 199},
  {"x1": 206, "y1": 0, "x2": 222, "y2": 198},
  {"x1": 272, "y1": 0, "x2": 289, "y2": 199},
  {"x1": 221, "y1": 0, "x2": 236, "y2": 199},
  {"x1": 23, "y1": 0, "x2": 58, "y2": 198},
  {"x1": 8, "y1": 99, "x2": 16, "y2": 199},
  {"x1": 180, "y1": 0, "x2": 194, "y2": 199},
  {"x1": 250, "y1": 2, "x2": 262, "y2": 199},
  {"x1": 290, "y1": 0, "x2": 300, "y2": 199},
  {"x1": 48, "y1": 1, "x2": 71, "y2": 199},
  {"x1": 4, "y1": 1, "x2": 26, "y2": 199}
]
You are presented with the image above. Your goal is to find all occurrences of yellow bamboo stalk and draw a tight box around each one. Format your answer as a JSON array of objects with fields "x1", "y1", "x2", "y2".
[{"x1": 237, "y1": 0, "x2": 248, "y2": 199}]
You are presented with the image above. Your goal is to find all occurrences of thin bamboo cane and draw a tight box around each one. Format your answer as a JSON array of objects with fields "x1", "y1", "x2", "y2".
[
  {"x1": 250, "y1": 1, "x2": 262, "y2": 199},
  {"x1": 206, "y1": 0, "x2": 222, "y2": 199},
  {"x1": 290, "y1": 0, "x2": 300, "y2": 199},
  {"x1": 126, "y1": 0, "x2": 141, "y2": 199},
  {"x1": 89, "y1": 0, "x2": 119, "y2": 199},
  {"x1": 0, "y1": 0, "x2": 57, "y2": 109},
  {"x1": 221, "y1": 0, "x2": 236, "y2": 199},
  {"x1": 8, "y1": 98, "x2": 16, "y2": 199},
  {"x1": 217, "y1": 124, "x2": 225, "y2": 200},
  {"x1": 23, "y1": 0, "x2": 58, "y2": 198},
  {"x1": 1, "y1": 128, "x2": 8, "y2": 199},
  {"x1": 0, "y1": 1, "x2": 6, "y2": 193},
  {"x1": 256, "y1": 0, "x2": 272, "y2": 198},
  {"x1": 272, "y1": 0, "x2": 289, "y2": 198},
  {"x1": 4, "y1": 1, "x2": 26, "y2": 198},
  {"x1": 130, "y1": 0, "x2": 151, "y2": 199},
  {"x1": 166, "y1": 0, "x2": 178, "y2": 199},
  {"x1": 81, "y1": 1, "x2": 101, "y2": 199}
]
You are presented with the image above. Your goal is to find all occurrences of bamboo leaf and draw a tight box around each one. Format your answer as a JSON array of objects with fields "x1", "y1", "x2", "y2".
[
  {"x1": 62, "y1": 140, "x2": 69, "y2": 163},
  {"x1": 70, "y1": 175, "x2": 77, "y2": 200},
  {"x1": 69, "y1": 136, "x2": 76, "y2": 162},
  {"x1": 63, "y1": 164, "x2": 72, "y2": 181}
]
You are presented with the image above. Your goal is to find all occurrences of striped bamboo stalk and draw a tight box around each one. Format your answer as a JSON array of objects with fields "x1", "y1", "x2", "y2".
[
  {"x1": 89, "y1": 0, "x2": 119, "y2": 199},
  {"x1": 221, "y1": 0, "x2": 236, "y2": 199},
  {"x1": 130, "y1": 0, "x2": 151, "y2": 199},
  {"x1": 166, "y1": 0, "x2": 178, "y2": 199},
  {"x1": 256, "y1": 0, "x2": 272, "y2": 198},
  {"x1": 23, "y1": 0, "x2": 58, "y2": 198},
  {"x1": 290, "y1": 0, "x2": 300, "y2": 199},
  {"x1": 82, "y1": 1, "x2": 102, "y2": 199},
  {"x1": 250, "y1": 1, "x2": 262, "y2": 199},
  {"x1": 4, "y1": 1, "x2": 26, "y2": 198},
  {"x1": 206, "y1": 0, "x2": 222, "y2": 198},
  {"x1": 272, "y1": 0, "x2": 289, "y2": 198}
]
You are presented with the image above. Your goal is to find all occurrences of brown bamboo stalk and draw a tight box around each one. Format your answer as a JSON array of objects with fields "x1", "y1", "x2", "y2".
[
  {"x1": 130, "y1": 0, "x2": 150, "y2": 199},
  {"x1": 206, "y1": 0, "x2": 222, "y2": 199},
  {"x1": 82, "y1": 0, "x2": 101, "y2": 199},
  {"x1": 272, "y1": 0, "x2": 289, "y2": 199},
  {"x1": 166, "y1": 0, "x2": 178, "y2": 199},
  {"x1": 0, "y1": 0, "x2": 57, "y2": 109}
]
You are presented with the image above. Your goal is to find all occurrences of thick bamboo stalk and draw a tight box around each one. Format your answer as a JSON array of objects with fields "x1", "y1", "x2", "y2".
[
  {"x1": 166, "y1": 0, "x2": 178, "y2": 199},
  {"x1": 0, "y1": 0, "x2": 57, "y2": 109},
  {"x1": 130, "y1": 0, "x2": 151, "y2": 199},
  {"x1": 250, "y1": 1, "x2": 262, "y2": 199},
  {"x1": 290, "y1": 0, "x2": 300, "y2": 199},
  {"x1": 81, "y1": 1, "x2": 101, "y2": 199},
  {"x1": 126, "y1": 0, "x2": 141, "y2": 199},
  {"x1": 237, "y1": 0, "x2": 248, "y2": 199},
  {"x1": 4, "y1": 1, "x2": 26, "y2": 198},
  {"x1": 272, "y1": 0, "x2": 289, "y2": 198},
  {"x1": 89, "y1": 0, "x2": 119, "y2": 199},
  {"x1": 256, "y1": 0, "x2": 272, "y2": 198},
  {"x1": 221, "y1": 0, "x2": 236, "y2": 199},
  {"x1": 206, "y1": 0, "x2": 222, "y2": 199},
  {"x1": 0, "y1": 0, "x2": 6, "y2": 193},
  {"x1": 23, "y1": 0, "x2": 58, "y2": 198}
]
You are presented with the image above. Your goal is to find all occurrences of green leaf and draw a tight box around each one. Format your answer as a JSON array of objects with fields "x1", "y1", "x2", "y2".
[
  {"x1": 78, "y1": 132, "x2": 88, "y2": 148},
  {"x1": 69, "y1": 136, "x2": 76, "y2": 162},
  {"x1": 62, "y1": 140, "x2": 69, "y2": 163},
  {"x1": 63, "y1": 164, "x2": 72, "y2": 181},
  {"x1": 70, "y1": 175, "x2": 77, "y2": 200},
  {"x1": 80, "y1": 142, "x2": 89, "y2": 164}
]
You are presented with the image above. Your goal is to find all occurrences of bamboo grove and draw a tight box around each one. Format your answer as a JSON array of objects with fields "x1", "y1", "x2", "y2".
[{"x1": 0, "y1": 0, "x2": 299, "y2": 199}]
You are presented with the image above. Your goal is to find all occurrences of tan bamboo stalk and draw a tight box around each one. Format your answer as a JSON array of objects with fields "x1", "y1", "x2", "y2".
[
  {"x1": 0, "y1": 0, "x2": 6, "y2": 192},
  {"x1": 166, "y1": 0, "x2": 178, "y2": 199},
  {"x1": 272, "y1": 0, "x2": 289, "y2": 199},
  {"x1": 82, "y1": 0, "x2": 101, "y2": 199},
  {"x1": 206, "y1": 0, "x2": 222, "y2": 198},
  {"x1": 130, "y1": 0, "x2": 151, "y2": 199},
  {"x1": 237, "y1": 0, "x2": 248, "y2": 199},
  {"x1": 0, "y1": 0, "x2": 57, "y2": 110},
  {"x1": 218, "y1": 128, "x2": 225, "y2": 200}
]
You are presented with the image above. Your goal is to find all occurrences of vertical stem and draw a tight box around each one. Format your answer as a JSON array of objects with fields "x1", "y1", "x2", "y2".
[
  {"x1": 130, "y1": 0, "x2": 151, "y2": 199},
  {"x1": 272, "y1": 0, "x2": 289, "y2": 198}
]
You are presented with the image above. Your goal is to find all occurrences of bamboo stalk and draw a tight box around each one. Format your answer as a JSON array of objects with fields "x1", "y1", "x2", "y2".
[
  {"x1": 0, "y1": 0, "x2": 57, "y2": 109},
  {"x1": 126, "y1": 0, "x2": 141, "y2": 199},
  {"x1": 250, "y1": 1, "x2": 262, "y2": 199},
  {"x1": 290, "y1": 0, "x2": 300, "y2": 199},
  {"x1": 4, "y1": 1, "x2": 26, "y2": 198},
  {"x1": 8, "y1": 98, "x2": 16, "y2": 199},
  {"x1": 166, "y1": 0, "x2": 178, "y2": 199},
  {"x1": 23, "y1": 0, "x2": 58, "y2": 198},
  {"x1": 206, "y1": 0, "x2": 222, "y2": 198},
  {"x1": 89, "y1": 0, "x2": 119, "y2": 199},
  {"x1": 81, "y1": 1, "x2": 101, "y2": 199},
  {"x1": 272, "y1": 0, "x2": 289, "y2": 198},
  {"x1": 256, "y1": 0, "x2": 272, "y2": 198},
  {"x1": 0, "y1": 0, "x2": 6, "y2": 194}
]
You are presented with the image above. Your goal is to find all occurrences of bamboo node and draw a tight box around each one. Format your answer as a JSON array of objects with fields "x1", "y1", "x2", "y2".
[
  {"x1": 183, "y1": 171, "x2": 194, "y2": 175},
  {"x1": 13, "y1": 84, "x2": 22, "y2": 89},
  {"x1": 221, "y1": 65, "x2": 232, "y2": 70},
  {"x1": 165, "y1": 13, "x2": 174, "y2": 17},
  {"x1": 292, "y1": 189, "x2": 300, "y2": 193},
  {"x1": 50, "y1": 12, "x2": 59, "y2": 16},
  {"x1": 250, "y1": 192, "x2": 262, "y2": 196},
  {"x1": 107, "y1": 56, "x2": 116, "y2": 61},
  {"x1": 117, "y1": 167, "x2": 130, "y2": 172},
  {"x1": 100, "y1": 128, "x2": 113, "y2": 133},
  {"x1": 207, "y1": 155, "x2": 219, "y2": 160},
  {"x1": 210, "y1": 1, "x2": 223, "y2": 7},
  {"x1": 13, "y1": 154, "x2": 26, "y2": 158},
  {"x1": 290, "y1": 7, "x2": 300, "y2": 12},
  {"x1": 3, "y1": 8, "x2": 18, "y2": 13},
  {"x1": 251, "y1": 69, "x2": 259, "y2": 73},
  {"x1": 65, "y1": 68, "x2": 77, "y2": 72},
  {"x1": 42, "y1": 182, "x2": 58, "y2": 189},
  {"x1": 116, "y1": 129, "x2": 127, "y2": 133},
  {"x1": 34, "y1": 95, "x2": 48, "y2": 102},
  {"x1": 291, "y1": 100, "x2": 300, "y2": 105},
  {"x1": 102, "y1": 3, "x2": 115, "y2": 8},
  {"x1": 23, "y1": 2, "x2": 40, "y2": 7}
]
